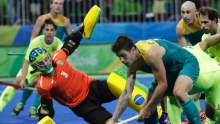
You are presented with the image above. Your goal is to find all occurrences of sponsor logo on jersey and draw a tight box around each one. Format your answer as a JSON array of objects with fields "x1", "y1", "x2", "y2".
[{"x1": 58, "y1": 60, "x2": 64, "y2": 65}]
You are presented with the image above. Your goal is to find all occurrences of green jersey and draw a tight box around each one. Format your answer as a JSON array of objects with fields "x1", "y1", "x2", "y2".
[{"x1": 202, "y1": 23, "x2": 220, "y2": 61}]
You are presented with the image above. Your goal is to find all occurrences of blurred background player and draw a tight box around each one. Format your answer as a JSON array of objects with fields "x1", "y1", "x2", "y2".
[
  {"x1": 31, "y1": 0, "x2": 71, "y2": 40},
  {"x1": 0, "y1": 19, "x2": 63, "y2": 119},
  {"x1": 176, "y1": 1, "x2": 203, "y2": 47}
]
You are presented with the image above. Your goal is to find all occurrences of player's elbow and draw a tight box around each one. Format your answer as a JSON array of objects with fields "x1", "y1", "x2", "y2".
[
  {"x1": 160, "y1": 82, "x2": 168, "y2": 90},
  {"x1": 199, "y1": 41, "x2": 208, "y2": 51},
  {"x1": 122, "y1": 91, "x2": 132, "y2": 100}
]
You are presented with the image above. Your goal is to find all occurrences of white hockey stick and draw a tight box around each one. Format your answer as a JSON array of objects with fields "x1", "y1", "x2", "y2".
[
  {"x1": 7, "y1": 52, "x2": 25, "y2": 56},
  {"x1": 117, "y1": 115, "x2": 139, "y2": 124}
]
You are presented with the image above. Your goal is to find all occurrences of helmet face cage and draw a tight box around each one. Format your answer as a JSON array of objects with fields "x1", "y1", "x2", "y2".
[
  {"x1": 34, "y1": 54, "x2": 52, "y2": 72},
  {"x1": 29, "y1": 48, "x2": 53, "y2": 73}
]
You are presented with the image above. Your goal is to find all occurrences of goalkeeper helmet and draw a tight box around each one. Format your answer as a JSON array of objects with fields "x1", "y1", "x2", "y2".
[{"x1": 29, "y1": 48, "x2": 54, "y2": 75}]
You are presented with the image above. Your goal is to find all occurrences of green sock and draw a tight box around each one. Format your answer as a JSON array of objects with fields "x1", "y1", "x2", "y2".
[
  {"x1": 33, "y1": 93, "x2": 40, "y2": 108},
  {"x1": 20, "y1": 84, "x2": 33, "y2": 105},
  {"x1": 0, "y1": 86, "x2": 16, "y2": 112},
  {"x1": 181, "y1": 97, "x2": 201, "y2": 124}
]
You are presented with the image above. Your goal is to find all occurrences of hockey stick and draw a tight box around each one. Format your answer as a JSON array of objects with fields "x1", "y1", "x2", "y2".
[
  {"x1": 7, "y1": 52, "x2": 25, "y2": 56},
  {"x1": 117, "y1": 115, "x2": 139, "y2": 124},
  {"x1": 0, "y1": 81, "x2": 37, "y2": 91}
]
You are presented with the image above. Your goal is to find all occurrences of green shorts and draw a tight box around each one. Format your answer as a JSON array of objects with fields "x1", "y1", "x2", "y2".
[{"x1": 149, "y1": 57, "x2": 199, "y2": 96}]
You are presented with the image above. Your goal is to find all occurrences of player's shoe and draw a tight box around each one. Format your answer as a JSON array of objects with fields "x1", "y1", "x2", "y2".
[
  {"x1": 11, "y1": 102, "x2": 24, "y2": 116},
  {"x1": 83, "y1": 5, "x2": 101, "y2": 39},
  {"x1": 200, "y1": 110, "x2": 207, "y2": 124},
  {"x1": 181, "y1": 110, "x2": 207, "y2": 124},
  {"x1": 159, "y1": 112, "x2": 171, "y2": 124},
  {"x1": 29, "y1": 106, "x2": 38, "y2": 119}
]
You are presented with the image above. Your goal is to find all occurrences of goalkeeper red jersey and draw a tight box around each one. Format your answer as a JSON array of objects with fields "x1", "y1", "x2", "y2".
[{"x1": 36, "y1": 50, "x2": 96, "y2": 107}]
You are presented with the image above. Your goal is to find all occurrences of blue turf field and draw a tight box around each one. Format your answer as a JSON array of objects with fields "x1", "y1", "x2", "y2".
[{"x1": 0, "y1": 77, "x2": 205, "y2": 124}]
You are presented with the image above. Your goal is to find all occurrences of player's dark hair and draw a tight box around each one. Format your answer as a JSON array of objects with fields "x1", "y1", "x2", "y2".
[
  {"x1": 42, "y1": 18, "x2": 57, "y2": 30},
  {"x1": 112, "y1": 35, "x2": 135, "y2": 54},
  {"x1": 199, "y1": 6, "x2": 218, "y2": 23}
]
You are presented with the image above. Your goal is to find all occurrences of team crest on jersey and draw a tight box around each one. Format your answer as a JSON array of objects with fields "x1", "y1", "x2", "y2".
[
  {"x1": 146, "y1": 40, "x2": 155, "y2": 44},
  {"x1": 57, "y1": 60, "x2": 64, "y2": 65}
]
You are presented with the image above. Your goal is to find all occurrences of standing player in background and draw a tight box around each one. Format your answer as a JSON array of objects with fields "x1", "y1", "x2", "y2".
[
  {"x1": 31, "y1": 0, "x2": 72, "y2": 40},
  {"x1": 0, "y1": 19, "x2": 63, "y2": 119},
  {"x1": 176, "y1": 1, "x2": 203, "y2": 46}
]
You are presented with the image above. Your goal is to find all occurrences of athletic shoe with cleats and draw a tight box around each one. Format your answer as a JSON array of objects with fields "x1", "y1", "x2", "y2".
[
  {"x1": 181, "y1": 110, "x2": 207, "y2": 124},
  {"x1": 11, "y1": 102, "x2": 24, "y2": 116},
  {"x1": 200, "y1": 110, "x2": 207, "y2": 124},
  {"x1": 159, "y1": 112, "x2": 171, "y2": 124},
  {"x1": 29, "y1": 106, "x2": 38, "y2": 119}
]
